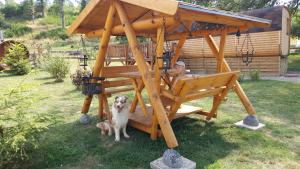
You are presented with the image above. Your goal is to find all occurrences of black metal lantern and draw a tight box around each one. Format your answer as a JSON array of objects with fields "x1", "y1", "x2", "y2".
[
  {"x1": 158, "y1": 51, "x2": 172, "y2": 73},
  {"x1": 79, "y1": 54, "x2": 89, "y2": 69},
  {"x1": 77, "y1": 35, "x2": 90, "y2": 70},
  {"x1": 240, "y1": 32, "x2": 254, "y2": 66},
  {"x1": 82, "y1": 77, "x2": 105, "y2": 95}
]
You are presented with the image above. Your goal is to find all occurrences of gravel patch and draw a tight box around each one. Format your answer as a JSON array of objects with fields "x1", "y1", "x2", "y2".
[{"x1": 262, "y1": 72, "x2": 300, "y2": 83}]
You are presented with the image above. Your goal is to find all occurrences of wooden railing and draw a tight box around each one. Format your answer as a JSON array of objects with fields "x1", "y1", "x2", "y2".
[{"x1": 105, "y1": 42, "x2": 155, "y2": 66}]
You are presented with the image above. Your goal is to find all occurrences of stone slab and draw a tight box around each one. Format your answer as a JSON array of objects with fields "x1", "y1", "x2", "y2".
[
  {"x1": 150, "y1": 157, "x2": 196, "y2": 169},
  {"x1": 235, "y1": 120, "x2": 265, "y2": 130}
]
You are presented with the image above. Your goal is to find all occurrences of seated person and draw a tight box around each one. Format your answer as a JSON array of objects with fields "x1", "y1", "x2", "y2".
[{"x1": 171, "y1": 61, "x2": 192, "y2": 89}]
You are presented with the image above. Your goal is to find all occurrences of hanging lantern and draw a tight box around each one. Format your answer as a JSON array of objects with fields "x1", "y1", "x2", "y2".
[
  {"x1": 79, "y1": 54, "x2": 89, "y2": 70},
  {"x1": 158, "y1": 51, "x2": 172, "y2": 73},
  {"x1": 78, "y1": 35, "x2": 90, "y2": 70},
  {"x1": 240, "y1": 32, "x2": 255, "y2": 66}
]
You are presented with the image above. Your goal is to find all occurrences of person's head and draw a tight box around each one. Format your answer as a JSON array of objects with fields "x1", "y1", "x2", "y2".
[{"x1": 174, "y1": 61, "x2": 186, "y2": 76}]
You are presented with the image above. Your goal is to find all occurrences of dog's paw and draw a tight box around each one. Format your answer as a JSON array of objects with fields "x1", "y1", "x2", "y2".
[
  {"x1": 115, "y1": 138, "x2": 120, "y2": 142},
  {"x1": 124, "y1": 134, "x2": 130, "y2": 138}
]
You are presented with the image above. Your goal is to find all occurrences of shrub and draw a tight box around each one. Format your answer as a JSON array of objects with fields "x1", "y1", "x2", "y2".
[
  {"x1": 4, "y1": 24, "x2": 32, "y2": 38},
  {"x1": 70, "y1": 66, "x2": 92, "y2": 89},
  {"x1": 249, "y1": 69, "x2": 261, "y2": 81},
  {"x1": 42, "y1": 56, "x2": 70, "y2": 82},
  {"x1": 34, "y1": 28, "x2": 68, "y2": 40},
  {"x1": 38, "y1": 15, "x2": 60, "y2": 26},
  {"x1": 0, "y1": 82, "x2": 55, "y2": 168},
  {"x1": 3, "y1": 44, "x2": 31, "y2": 75},
  {"x1": 0, "y1": 15, "x2": 11, "y2": 29}
]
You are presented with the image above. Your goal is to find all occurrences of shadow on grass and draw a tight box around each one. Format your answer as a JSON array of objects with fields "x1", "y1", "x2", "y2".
[
  {"x1": 0, "y1": 71, "x2": 22, "y2": 78},
  {"x1": 63, "y1": 88, "x2": 81, "y2": 95},
  {"x1": 43, "y1": 80, "x2": 64, "y2": 85},
  {"x1": 28, "y1": 115, "x2": 237, "y2": 169},
  {"x1": 34, "y1": 76, "x2": 54, "y2": 80}
]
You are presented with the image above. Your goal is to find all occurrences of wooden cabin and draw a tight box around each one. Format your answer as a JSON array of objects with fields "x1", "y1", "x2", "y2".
[
  {"x1": 68, "y1": 0, "x2": 271, "y2": 148},
  {"x1": 180, "y1": 6, "x2": 291, "y2": 76}
]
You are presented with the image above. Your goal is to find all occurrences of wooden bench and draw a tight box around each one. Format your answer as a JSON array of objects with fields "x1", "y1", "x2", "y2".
[
  {"x1": 160, "y1": 71, "x2": 239, "y2": 121},
  {"x1": 126, "y1": 71, "x2": 239, "y2": 140},
  {"x1": 98, "y1": 65, "x2": 138, "y2": 119}
]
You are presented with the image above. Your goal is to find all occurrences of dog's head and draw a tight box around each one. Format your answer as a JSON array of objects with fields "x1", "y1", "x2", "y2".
[
  {"x1": 114, "y1": 96, "x2": 128, "y2": 113},
  {"x1": 96, "y1": 122, "x2": 108, "y2": 131}
]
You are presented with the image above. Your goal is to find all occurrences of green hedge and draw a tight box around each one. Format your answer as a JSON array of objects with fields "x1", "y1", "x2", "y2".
[{"x1": 4, "y1": 24, "x2": 32, "y2": 38}]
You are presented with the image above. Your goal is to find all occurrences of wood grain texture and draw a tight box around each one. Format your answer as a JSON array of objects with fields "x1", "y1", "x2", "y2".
[
  {"x1": 115, "y1": 0, "x2": 178, "y2": 148},
  {"x1": 120, "y1": 0, "x2": 179, "y2": 15}
]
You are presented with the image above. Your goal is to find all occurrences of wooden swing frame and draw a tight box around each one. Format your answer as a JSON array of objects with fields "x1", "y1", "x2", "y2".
[{"x1": 68, "y1": 0, "x2": 271, "y2": 148}]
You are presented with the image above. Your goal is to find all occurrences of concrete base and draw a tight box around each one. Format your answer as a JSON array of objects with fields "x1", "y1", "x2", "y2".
[
  {"x1": 80, "y1": 114, "x2": 90, "y2": 124},
  {"x1": 235, "y1": 120, "x2": 265, "y2": 130},
  {"x1": 150, "y1": 157, "x2": 196, "y2": 169}
]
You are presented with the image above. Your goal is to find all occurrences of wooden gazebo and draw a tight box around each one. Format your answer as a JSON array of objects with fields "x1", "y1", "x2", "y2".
[{"x1": 68, "y1": 0, "x2": 271, "y2": 148}]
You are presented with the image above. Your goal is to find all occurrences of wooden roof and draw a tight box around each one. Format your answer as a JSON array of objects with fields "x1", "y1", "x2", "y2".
[
  {"x1": 241, "y1": 6, "x2": 289, "y2": 33},
  {"x1": 68, "y1": 0, "x2": 271, "y2": 38}
]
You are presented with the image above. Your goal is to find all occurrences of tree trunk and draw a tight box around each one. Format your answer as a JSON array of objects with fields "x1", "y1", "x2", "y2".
[
  {"x1": 61, "y1": 0, "x2": 65, "y2": 28},
  {"x1": 41, "y1": 0, "x2": 45, "y2": 18},
  {"x1": 31, "y1": 0, "x2": 35, "y2": 24}
]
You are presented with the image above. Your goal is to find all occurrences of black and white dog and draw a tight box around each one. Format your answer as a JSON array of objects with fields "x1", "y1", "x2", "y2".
[{"x1": 111, "y1": 96, "x2": 130, "y2": 141}]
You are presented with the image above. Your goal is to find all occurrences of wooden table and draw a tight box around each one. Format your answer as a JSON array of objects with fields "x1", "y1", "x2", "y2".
[{"x1": 118, "y1": 69, "x2": 179, "y2": 117}]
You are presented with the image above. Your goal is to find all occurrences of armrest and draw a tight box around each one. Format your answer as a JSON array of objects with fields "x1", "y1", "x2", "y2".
[{"x1": 161, "y1": 89, "x2": 181, "y2": 102}]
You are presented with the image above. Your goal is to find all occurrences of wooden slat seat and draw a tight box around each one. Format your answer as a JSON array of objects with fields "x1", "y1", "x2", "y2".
[
  {"x1": 98, "y1": 65, "x2": 138, "y2": 118},
  {"x1": 161, "y1": 71, "x2": 239, "y2": 120}
]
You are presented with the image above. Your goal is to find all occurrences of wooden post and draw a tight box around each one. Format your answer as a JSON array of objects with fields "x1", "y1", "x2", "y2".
[
  {"x1": 155, "y1": 26, "x2": 164, "y2": 92},
  {"x1": 205, "y1": 34, "x2": 256, "y2": 115},
  {"x1": 81, "y1": 3, "x2": 116, "y2": 114},
  {"x1": 151, "y1": 26, "x2": 165, "y2": 140},
  {"x1": 171, "y1": 33, "x2": 188, "y2": 67},
  {"x1": 115, "y1": 0, "x2": 178, "y2": 148},
  {"x1": 218, "y1": 30, "x2": 226, "y2": 73}
]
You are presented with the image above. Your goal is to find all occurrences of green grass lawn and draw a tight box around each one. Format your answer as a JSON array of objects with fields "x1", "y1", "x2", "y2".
[
  {"x1": 288, "y1": 53, "x2": 300, "y2": 72},
  {"x1": 0, "y1": 68, "x2": 300, "y2": 169}
]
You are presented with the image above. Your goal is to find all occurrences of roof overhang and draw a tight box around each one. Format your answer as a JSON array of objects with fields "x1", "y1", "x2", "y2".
[{"x1": 67, "y1": 0, "x2": 272, "y2": 39}]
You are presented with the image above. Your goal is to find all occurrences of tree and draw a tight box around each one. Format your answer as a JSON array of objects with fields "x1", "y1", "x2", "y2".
[
  {"x1": 35, "y1": 0, "x2": 46, "y2": 18},
  {"x1": 1, "y1": 0, "x2": 18, "y2": 18},
  {"x1": 61, "y1": 0, "x2": 65, "y2": 28},
  {"x1": 19, "y1": 0, "x2": 35, "y2": 22},
  {"x1": 47, "y1": 0, "x2": 60, "y2": 16},
  {"x1": 288, "y1": 0, "x2": 300, "y2": 16},
  {"x1": 214, "y1": 0, "x2": 279, "y2": 12},
  {"x1": 182, "y1": 0, "x2": 279, "y2": 12},
  {"x1": 80, "y1": 0, "x2": 87, "y2": 11}
]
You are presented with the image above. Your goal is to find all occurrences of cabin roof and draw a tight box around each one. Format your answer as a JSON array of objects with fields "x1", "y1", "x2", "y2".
[
  {"x1": 68, "y1": 0, "x2": 271, "y2": 37},
  {"x1": 240, "y1": 6, "x2": 289, "y2": 33}
]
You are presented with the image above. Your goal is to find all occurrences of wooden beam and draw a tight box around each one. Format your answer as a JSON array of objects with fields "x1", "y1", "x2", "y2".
[
  {"x1": 155, "y1": 26, "x2": 164, "y2": 92},
  {"x1": 204, "y1": 34, "x2": 256, "y2": 115},
  {"x1": 130, "y1": 81, "x2": 144, "y2": 113},
  {"x1": 120, "y1": 0, "x2": 179, "y2": 15},
  {"x1": 81, "y1": 2, "x2": 116, "y2": 114},
  {"x1": 115, "y1": 0, "x2": 178, "y2": 148},
  {"x1": 207, "y1": 74, "x2": 238, "y2": 120},
  {"x1": 131, "y1": 79, "x2": 148, "y2": 117},
  {"x1": 166, "y1": 26, "x2": 248, "y2": 41},
  {"x1": 67, "y1": 0, "x2": 102, "y2": 35},
  {"x1": 151, "y1": 26, "x2": 165, "y2": 141},
  {"x1": 217, "y1": 30, "x2": 227, "y2": 72},
  {"x1": 86, "y1": 17, "x2": 177, "y2": 38},
  {"x1": 170, "y1": 21, "x2": 193, "y2": 66}
]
